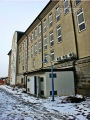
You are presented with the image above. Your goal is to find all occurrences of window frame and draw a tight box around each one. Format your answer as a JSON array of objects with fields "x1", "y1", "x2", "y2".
[
  {"x1": 50, "y1": 31, "x2": 54, "y2": 47},
  {"x1": 57, "y1": 25, "x2": 62, "y2": 43},
  {"x1": 31, "y1": 46, "x2": 33, "y2": 58},
  {"x1": 56, "y1": 6, "x2": 60, "y2": 22},
  {"x1": 34, "y1": 43, "x2": 37, "y2": 55},
  {"x1": 77, "y1": 8, "x2": 86, "y2": 32},
  {"x1": 43, "y1": 19, "x2": 46, "y2": 32},
  {"x1": 75, "y1": 0, "x2": 81, "y2": 6},
  {"x1": 38, "y1": 24, "x2": 41, "y2": 36},
  {"x1": 44, "y1": 35, "x2": 47, "y2": 50},
  {"x1": 49, "y1": 13, "x2": 53, "y2": 27},
  {"x1": 64, "y1": 0, "x2": 69, "y2": 14},
  {"x1": 50, "y1": 50, "x2": 54, "y2": 61},
  {"x1": 34, "y1": 28, "x2": 37, "y2": 39},
  {"x1": 39, "y1": 39, "x2": 42, "y2": 53}
]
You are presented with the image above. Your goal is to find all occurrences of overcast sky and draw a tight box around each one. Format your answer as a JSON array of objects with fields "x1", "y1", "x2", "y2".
[{"x1": 0, "y1": 0, "x2": 49, "y2": 77}]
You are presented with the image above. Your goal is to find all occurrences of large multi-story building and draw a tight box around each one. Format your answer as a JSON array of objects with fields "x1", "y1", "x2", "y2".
[
  {"x1": 8, "y1": 31, "x2": 24, "y2": 85},
  {"x1": 15, "y1": 0, "x2": 90, "y2": 97}
]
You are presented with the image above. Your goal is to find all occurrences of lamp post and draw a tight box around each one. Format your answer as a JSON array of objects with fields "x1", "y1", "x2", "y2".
[{"x1": 43, "y1": 54, "x2": 54, "y2": 101}]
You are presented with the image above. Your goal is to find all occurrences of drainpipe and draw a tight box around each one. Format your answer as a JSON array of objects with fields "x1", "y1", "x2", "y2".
[
  {"x1": 70, "y1": 0, "x2": 79, "y2": 59},
  {"x1": 70, "y1": 0, "x2": 79, "y2": 95},
  {"x1": 24, "y1": 33, "x2": 28, "y2": 93},
  {"x1": 38, "y1": 17, "x2": 43, "y2": 68}
]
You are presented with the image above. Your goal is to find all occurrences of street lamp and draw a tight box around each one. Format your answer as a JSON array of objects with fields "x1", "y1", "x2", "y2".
[{"x1": 43, "y1": 54, "x2": 54, "y2": 101}]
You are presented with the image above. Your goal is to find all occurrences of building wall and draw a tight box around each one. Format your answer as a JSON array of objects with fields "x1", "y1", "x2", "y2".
[
  {"x1": 16, "y1": 0, "x2": 90, "y2": 96},
  {"x1": 16, "y1": 74, "x2": 24, "y2": 84},
  {"x1": 10, "y1": 32, "x2": 18, "y2": 85},
  {"x1": 72, "y1": 0, "x2": 90, "y2": 58},
  {"x1": 46, "y1": 71, "x2": 75, "y2": 97}
]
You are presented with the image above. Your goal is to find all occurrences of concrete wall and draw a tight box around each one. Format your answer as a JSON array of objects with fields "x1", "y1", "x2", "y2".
[{"x1": 46, "y1": 71, "x2": 75, "y2": 97}]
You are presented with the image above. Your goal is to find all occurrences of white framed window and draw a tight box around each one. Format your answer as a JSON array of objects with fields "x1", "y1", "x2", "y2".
[
  {"x1": 77, "y1": 9, "x2": 86, "y2": 32},
  {"x1": 49, "y1": 14, "x2": 53, "y2": 27},
  {"x1": 56, "y1": 6, "x2": 60, "y2": 21},
  {"x1": 64, "y1": 0, "x2": 69, "y2": 14},
  {"x1": 31, "y1": 33, "x2": 33, "y2": 42},
  {"x1": 50, "y1": 31, "x2": 54, "y2": 47},
  {"x1": 39, "y1": 39, "x2": 42, "y2": 53},
  {"x1": 50, "y1": 50, "x2": 54, "y2": 61},
  {"x1": 31, "y1": 46, "x2": 33, "y2": 58},
  {"x1": 35, "y1": 29, "x2": 37, "y2": 39},
  {"x1": 39, "y1": 24, "x2": 41, "y2": 36},
  {"x1": 43, "y1": 19, "x2": 46, "y2": 32},
  {"x1": 34, "y1": 43, "x2": 37, "y2": 55},
  {"x1": 23, "y1": 41, "x2": 25, "y2": 48},
  {"x1": 44, "y1": 35, "x2": 47, "y2": 50},
  {"x1": 32, "y1": 59, "x2": 35, "y2": 67},
  {"x1": 28, "y1": 49, "x2": 30, "y2": 59},
  {"x1": 44, "y1": 53, "x2": 47, "y2": 64},
  {"x1": 75, "y1": 0, "x2": 81, "y2": 6},
  {"x1": 57, "y1": 25, "x2": 62, "y2": 42},
  {"x1": 25, "y1": 38, "x2": 27, "y2": 47}
]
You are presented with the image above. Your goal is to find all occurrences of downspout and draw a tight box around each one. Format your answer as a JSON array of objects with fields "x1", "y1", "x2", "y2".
[
  {"x1": 24, "y1": 33, "x2": 28, "y2": 93},
  {"x1": 70, "y1": 0, "x2": 79, "y2": 94},
  {"x1": 38, "y1": 17, "x2": 43, "y2": 68},
  {"x1": 70, "y1": 0, "x2": 79, "y2": 59}
]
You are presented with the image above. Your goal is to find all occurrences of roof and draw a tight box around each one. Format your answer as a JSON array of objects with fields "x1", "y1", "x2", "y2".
[
  {"x1": 16, "y1": 31, "x2": 24, "y2": 42},
  {"x1": 7, "y1": 49, "x2": 12, "y2": 55},
  {"x1": 23, "y1": 66, "x2": 74, "y2": 75}
]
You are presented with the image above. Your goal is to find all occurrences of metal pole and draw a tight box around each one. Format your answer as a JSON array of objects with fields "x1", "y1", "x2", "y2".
[{"x1": 50, "y1": 55, "x2": 54, "y2": 101}]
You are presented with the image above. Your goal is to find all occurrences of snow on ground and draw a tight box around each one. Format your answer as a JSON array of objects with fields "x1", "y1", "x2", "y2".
[{"x1": 0, "y1": 85, "x2": 90, "y2": 120}]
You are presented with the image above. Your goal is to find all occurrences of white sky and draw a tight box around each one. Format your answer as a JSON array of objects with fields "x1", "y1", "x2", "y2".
[{"x1": 0, "y1": 0, "x2": 49, "y2": 77}]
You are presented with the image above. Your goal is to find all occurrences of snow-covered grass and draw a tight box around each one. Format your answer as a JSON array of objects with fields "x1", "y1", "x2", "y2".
[{"x1": 0, "y1": 85, "x2": 90, "y2": 120}]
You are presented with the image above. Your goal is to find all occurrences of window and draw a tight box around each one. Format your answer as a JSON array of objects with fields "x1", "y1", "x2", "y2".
[
  {"x1": 75, "y1": 0, "x2": 81, "y2": 6},
  {"x1": 21, "y1": 78, "x2": 23, "y2": 84},
  {"x1": 39, "y1": 40, "x2": 42, "y2": 53},
  {"x1": 28, "y1": 78, "x2": 30, "y2": 82},
  {"x1": 77, "y1": 9, "x2": 86, "y2": 32},
  {"x1": 49, "y1": 73, "x2": 57, "y2": 78},
  {"x1": 57, "y1": 25, "x2": 62, "y2": 42},
  {"x1": 39, "y1": 24, "x2": 41, "y2": 36},
  {"x1": 41, "y1": 90, "x2": 44, "y2": 95},
  {"x1": 40, "y1": 77, "x2": 44, "y2": 82},
  {"x1": 25, "y1": 38, "x2": 27, "y2": 47},
  {"x1": 31, "y1": 33, "x2": 33, "y2": 42},
  {"x1": 32, "y1": 59, "x2": 35, "y2": 67},
  {"x1": 22, "y1": 65, "x2": 24, "y2": 70},
  {"x1": 50, "y1": 50, "x2": 54, "y2": 61},
  {"x1": 64, "y1": 0, "x2": 69, "y2": 14},
  {"x1": 34, "y1": 43, "x2": 37, "y2": 55},
  {"x1": 56, "y1": 6, "x2": 60, "y2": 21},
  {"x1": 44, "y1": 35, "x2": 47, "y2": 50},
  {"x1": 31, "y1": 46, "x2": 33, "y2": 57},
  {"x1": 27, "y1": 88, "x2": 30, "y2": 92},
  {"x1": 34, "y1": 29, "x2": 37, "y2": 39},
  {"x1": 43, "y1": 19, "x2": 46, "y2": 32},
  {"x1": 49, "y1": 14, "x2": 53, "y2": 27},
  {"x1": 28, "y1": 36, "x2": 30, "y2": 44},
  {"x1": 50, "y1": 31, "x2": 54, "y2": 47},
  {"x1": 28, "y1": 49, "x2": 30, "y2": 59},
  {"x1": 50, "y1": 91, "x2": 57, "y2": 95},
  {"x1": 44, "y1": 53, "x2": 47, "y2": 64}
]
